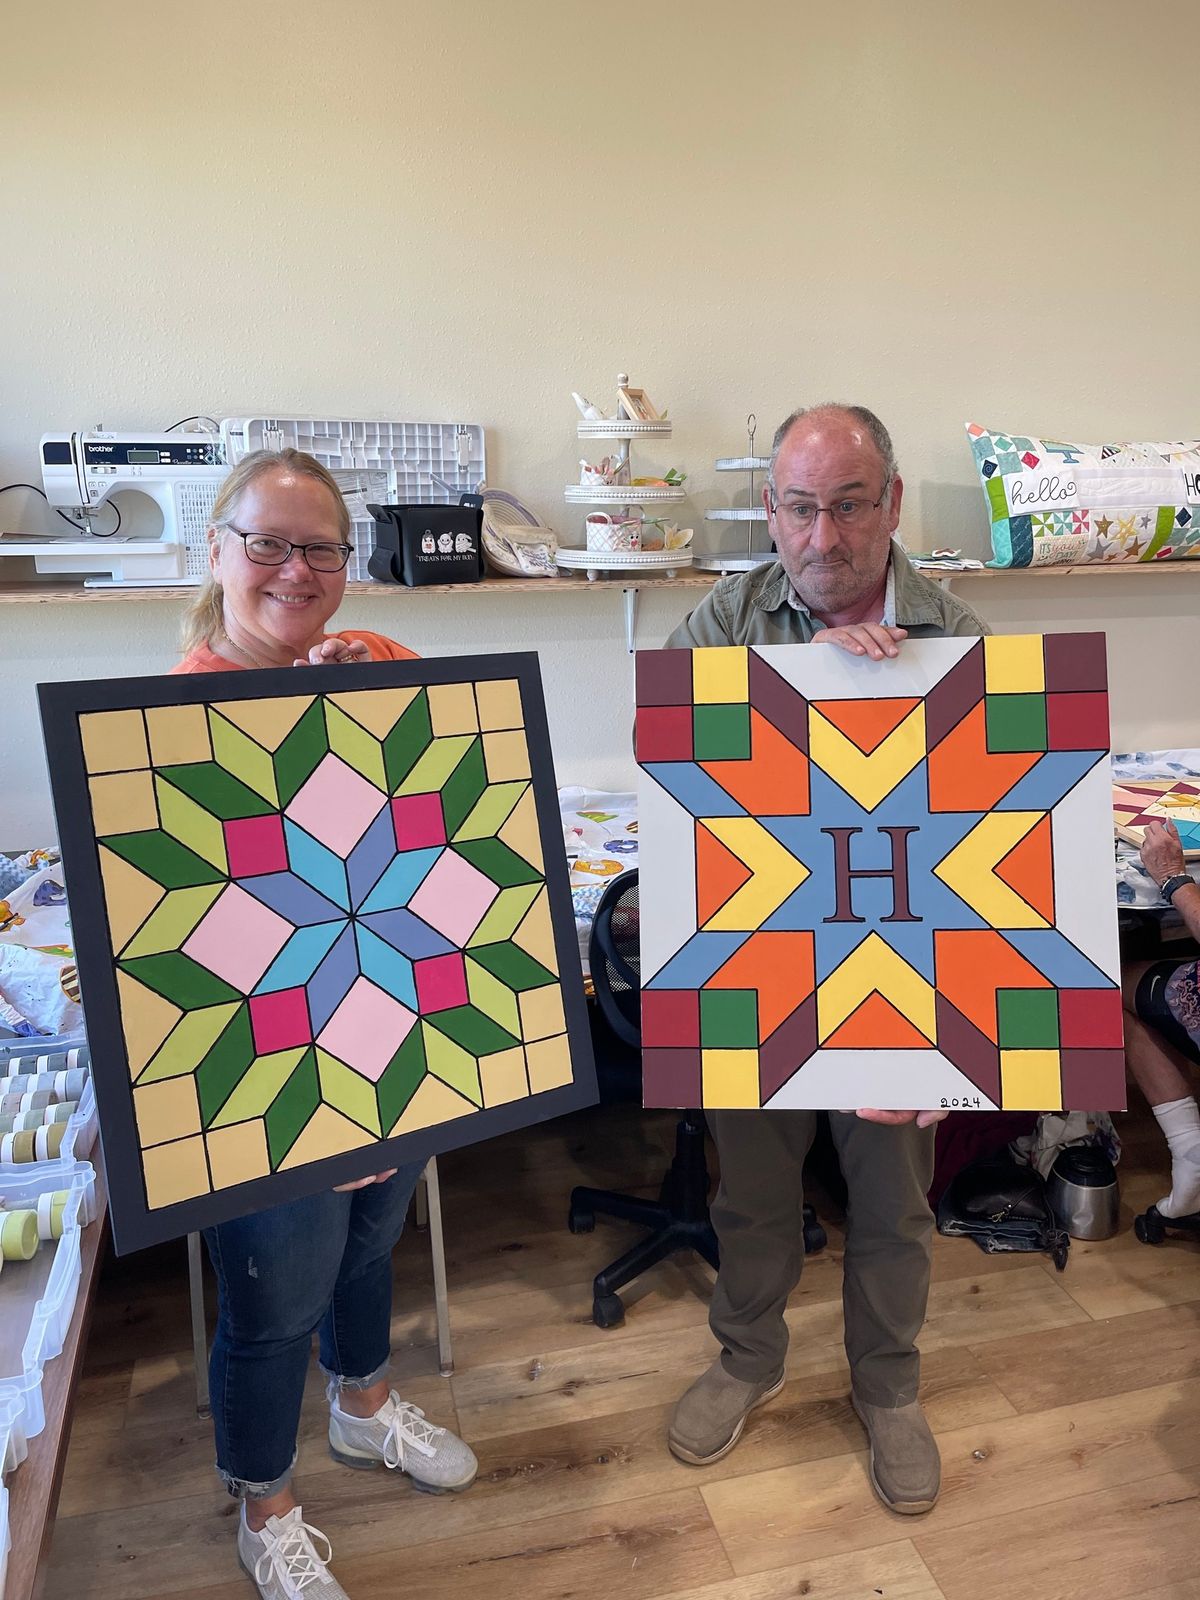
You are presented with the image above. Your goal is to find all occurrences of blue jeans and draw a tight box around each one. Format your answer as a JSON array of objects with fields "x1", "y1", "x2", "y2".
[{"x1": 203, "y1": 1163, "x2": 423, "y2": 1497}]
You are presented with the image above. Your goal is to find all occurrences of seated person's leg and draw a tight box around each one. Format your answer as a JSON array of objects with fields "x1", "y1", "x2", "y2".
[{"x1": 1123, "y1": 960, "x2": 1200, "y2": 1217}]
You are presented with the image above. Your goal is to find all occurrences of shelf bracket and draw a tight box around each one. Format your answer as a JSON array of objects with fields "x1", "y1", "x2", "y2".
[{"x1": 622, "y1": 586, "x2": 638, "y2": 653}]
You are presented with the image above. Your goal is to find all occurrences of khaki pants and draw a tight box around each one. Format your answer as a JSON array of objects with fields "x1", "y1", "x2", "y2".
[{"x1": 707, "y1": 1110, "x2": 935, "y2": 1407}]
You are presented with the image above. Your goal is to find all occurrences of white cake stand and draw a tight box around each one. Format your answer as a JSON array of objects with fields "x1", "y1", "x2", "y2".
[{"x1": 695, "y1": 415, "x2": 775, "y2": 574}]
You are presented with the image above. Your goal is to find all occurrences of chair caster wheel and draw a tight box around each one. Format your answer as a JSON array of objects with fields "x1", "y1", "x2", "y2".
[
  {"x1": 592, "y1": 1293, "x2": 625, "y2": 1329},
  {"x1": 803, "y1": 1220, "x2": 827, "y2": 1255},
  {"x1": 568, "y1": 1211, "x2": 595, "y2": 1234},
  {"x1": 1135, "y1": 1209, "x2": 1166, "y2": 1245}
]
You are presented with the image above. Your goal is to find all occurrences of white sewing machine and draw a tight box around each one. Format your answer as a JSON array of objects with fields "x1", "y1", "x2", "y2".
[
  {"x1": 1, "y1": 418, "x2": 487, "y2": 585},
  {"x1": 1, "y1": 429, "x2": 227, "y2": 584}
]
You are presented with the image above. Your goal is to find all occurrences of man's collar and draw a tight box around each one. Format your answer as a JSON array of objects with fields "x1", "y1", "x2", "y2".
[{"x1": 756, "y1": 543, "x2": 943, "y2": 629}]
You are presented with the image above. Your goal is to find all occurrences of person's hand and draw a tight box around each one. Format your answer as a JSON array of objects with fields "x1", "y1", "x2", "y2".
[
  {"x1": 854, "y1": 1108, "x2": 949, "y2": 1129},
  {"x1": 294, "y1": 638, "x2": 372, "y2": 667},
  {"x1": 811, "y1": 624, "x2": 907, "y2": 660},
  {"x1": 1141, "y1": 817, "x2": 1187, "y2": 885},
  {"x1": 333, "y1": 1168, "x2": 398, "y2": 1192}
]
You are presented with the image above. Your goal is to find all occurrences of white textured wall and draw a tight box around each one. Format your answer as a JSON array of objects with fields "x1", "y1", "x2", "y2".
[{"x1": 2, "y1": 0, "x2": 1197, "y2": 841}]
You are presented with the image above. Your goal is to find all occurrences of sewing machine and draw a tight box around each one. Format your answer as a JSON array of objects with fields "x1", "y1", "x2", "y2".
[
  {"x1": 1, "y1": 430, "x2": 227, "y2": 585},
  {"x1": 1, "y1": 418, "x2": 487, "y2": 586}
]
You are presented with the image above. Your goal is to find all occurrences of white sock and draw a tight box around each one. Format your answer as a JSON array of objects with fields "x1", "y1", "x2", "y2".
[{"x1": 1152, "y1": 1096, "x2": 1200, "y2": 1218}]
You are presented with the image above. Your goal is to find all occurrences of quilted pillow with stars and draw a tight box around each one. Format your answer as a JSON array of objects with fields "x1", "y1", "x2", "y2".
[{"x1": 965, "y1": 423, "x2": 1200, "y2": 568}]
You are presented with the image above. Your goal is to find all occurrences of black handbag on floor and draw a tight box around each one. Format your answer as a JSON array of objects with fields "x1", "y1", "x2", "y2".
[{"x1": 937, "y1": 1153, "x2": 1070, "y2": 1270}]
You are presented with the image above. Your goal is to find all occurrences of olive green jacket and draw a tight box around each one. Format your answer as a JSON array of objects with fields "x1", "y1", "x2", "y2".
[{"x1": 664, "y1": 546, "x2": 989, "y2": 648}]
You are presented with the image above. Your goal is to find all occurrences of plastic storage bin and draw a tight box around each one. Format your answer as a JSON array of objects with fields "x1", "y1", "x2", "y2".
[
  {"x1": 0, "y1": 1163, "x2": 94, "y2": 1441},
  {"x1": 0, "y1": 1035, "x2": 88, "y2": 1069}
]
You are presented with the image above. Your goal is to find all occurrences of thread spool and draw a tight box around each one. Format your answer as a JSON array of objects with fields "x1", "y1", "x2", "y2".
[
  {"x1": 0, "y1": 1209, "x2": 40, "y2": 1260},
  {"x1": 45, "y1": 1102, "x2": 77, "y2": 1125},
  {"x1": 0, "y1": 1075, "x2": 45, "y2": 1095},
  {"x1": 34, "y1": 1123, "x2": 66, "y2": 1161},
  {"x1": 1, "y1": 1129, "x2": 38, "y2": 1163},
  {"x1": 19, "y1": 1090, "x2": 53, "y2": 1113},
  {"x1": 36, "y1": 1191, "x2": 70, "y2": 1241}
]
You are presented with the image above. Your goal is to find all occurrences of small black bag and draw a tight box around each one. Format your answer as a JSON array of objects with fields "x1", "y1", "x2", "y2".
[
  {"x1": 367, "y1": 500, "x2": 483, "y2": 586},
  {"x1": 937, "y1": 1153, "x2": 1070, "y2": 1270}
]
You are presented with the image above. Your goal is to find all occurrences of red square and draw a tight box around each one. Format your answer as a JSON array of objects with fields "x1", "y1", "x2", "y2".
[
  {"x1": 1046, "y1": 692, "x2": 1109, "y2": 751},
  {"x1": 225, "y1": 814, "x2": 288, "y2": 878},
  {"x1": 392, "y1": 793, "x2": 447, "y2": 851},
  {"x1": 1059, "y1": 988, "x2": 1124, "y2": 1049},
  {"x1": 415, "y1": 953, "x2": 468, "y2": 1013},
  {"x1": 249, "y1": 987, "x2": 311, "y2": 1053},
  {"x1": 636, "y1": 705, "x2": 693, "y2": 763},
  {"x1": 641, "y1": 989, "x2": 700, "y2": 1048}
]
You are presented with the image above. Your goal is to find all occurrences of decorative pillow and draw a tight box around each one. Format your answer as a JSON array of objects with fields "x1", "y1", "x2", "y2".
[{"x1": 966, "y1": 423, "x2": 1200, "y2": 568}]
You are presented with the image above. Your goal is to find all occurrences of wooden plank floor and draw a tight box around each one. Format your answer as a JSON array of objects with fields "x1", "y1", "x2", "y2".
[{"x1": 43, "y1": 1101, "x2": 1200, "y2": 1600}]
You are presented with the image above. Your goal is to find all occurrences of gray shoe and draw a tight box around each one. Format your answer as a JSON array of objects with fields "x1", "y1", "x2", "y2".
[
  {"x1": 851, "y1": 1394, "x2": 940, "y2": 1514},
  {"x1": 238, "y1": 1505, "x2": 349, "y2": 1599},
  {"x1": 328, "y1": 1390, "x2": 477, "y2": 1492},
  {"x1": 669, "y1": 1358, "x2": 785, "y2": 1465}
]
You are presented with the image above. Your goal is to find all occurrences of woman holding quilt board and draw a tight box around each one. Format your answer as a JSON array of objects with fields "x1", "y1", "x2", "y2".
[{"x1": 175, "y1": 448, "x2": 476, "y2": 1600}]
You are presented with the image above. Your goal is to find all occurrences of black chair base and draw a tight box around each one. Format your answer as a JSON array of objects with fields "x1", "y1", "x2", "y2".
[{"x1": 569, "y1": 1110, "x2": 826, "y2": 1328}]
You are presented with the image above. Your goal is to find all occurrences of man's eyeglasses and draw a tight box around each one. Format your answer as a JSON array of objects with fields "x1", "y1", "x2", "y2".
[
  {"x1": 768, "y1": 489, "x2": 890, "y2": 533},
  {"x1": 225, "y1": 524, "x2": 353, "y2": 572}
]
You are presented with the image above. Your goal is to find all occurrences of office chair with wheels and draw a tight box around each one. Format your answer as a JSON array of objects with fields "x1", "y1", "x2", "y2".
[{"x1": 569, "y1": 869, "x2": 826, "y2": 1329}]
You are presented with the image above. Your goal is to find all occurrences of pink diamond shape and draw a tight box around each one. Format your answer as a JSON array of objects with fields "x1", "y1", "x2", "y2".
[
  {"x1": 415, "y1": 952, "x2": 468, "y2": 1013},
  {"x1": 225, "y1": 814, "x2": 288, "y2": 879},
  {"x1": 408, "y1": 850, "x2": 500, "y2": 946},
  {"x1": 1021, "y1": 451, "x2": 1039, "y2": 468},
  {"x1": 182, "y1": 884, "x2": 292, "y2": 992},
  {"x1": 249, "y1": 987, "x2": 311, "y2": 1053},
  {"x1": 317, "y1": 976, "x2": 416, "y2": 1081},
  {"x1": 392, "y1": 793, "x2": 446, "y2": 851},
  {"x1": 285, "y1": 754, "x2": 385, "y2": 857},
  {"x1": 967, "y1": 423, "x2": 985, "y2": 438}
]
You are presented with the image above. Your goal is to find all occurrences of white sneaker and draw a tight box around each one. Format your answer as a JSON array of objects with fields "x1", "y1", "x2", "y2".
[
  {"x1": 328, "y1": 1388, "x2": 477, "y2": 1492},
  {"x1": 237, "y1": 1504, "x2": 348, "y2": 1599}
]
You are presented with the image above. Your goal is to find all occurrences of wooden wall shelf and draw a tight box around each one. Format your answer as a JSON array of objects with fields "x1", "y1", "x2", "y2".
[{"x1": 0, "y1": 574, "x2": 720, "y2": 605}]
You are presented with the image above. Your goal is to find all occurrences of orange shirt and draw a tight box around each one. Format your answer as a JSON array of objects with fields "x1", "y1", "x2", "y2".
[{"x1": 172, "y1": 629, "x2": 419, "y2": 674}]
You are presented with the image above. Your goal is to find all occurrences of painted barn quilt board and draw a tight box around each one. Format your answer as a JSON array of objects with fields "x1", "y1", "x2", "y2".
[
  {"x1": 635, "y1": 633, "x2": 1124, "y2": 1115},
  {"x1": 39, "y1": 654, "x2": 595, "y2": 1251},
  {"x1": 1113, "y1": 778, "x2": 1200, "y2": 859}
]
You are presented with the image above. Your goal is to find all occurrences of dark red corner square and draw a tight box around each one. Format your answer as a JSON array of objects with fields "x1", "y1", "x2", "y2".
[
  {"x1": 1058, "y1": 987, "x2": 1125, "y2": 1049},
  {"x1": 635, "y1": 649, "x2": 695, "y2": 708},
  {"x1": 636, "y1": 704, "x2": 694, "y2": 763},
  {"x1": 641, "y1": 989, "x2": 700, "y2": 1048},
  {"x1": 641, "y1": 1048, "x2": 703, "y2": 1107},
  {"x1": 1060, "y1": 1048, "x2": 1127, "y2": 1112},
  {"x1": 1046, "y1": 692, "x2": 1110, "y2": 751},
  {"x1": 1043, "y1": 632, "x2": 1108, "y2": 694}
]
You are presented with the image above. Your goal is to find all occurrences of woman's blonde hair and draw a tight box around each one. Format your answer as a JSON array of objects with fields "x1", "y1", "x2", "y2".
[{"x1": 181, "y1": 448, "x2": 351, "y2": 654}]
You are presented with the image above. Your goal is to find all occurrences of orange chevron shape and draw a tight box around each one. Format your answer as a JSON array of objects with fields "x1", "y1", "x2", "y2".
[
  {"x1": 927, "y1": 702, "x2": 1039, "y2": 812},
  {"x1": 701, "y1": 710, "x2": 810, "y2": 816},
  {"x1": 696, "y1": 822, "x2": 752, "y2": 926},
  {"x1": 994, "y1": 813, "x2": 1055, "y2": 923},
  {"x1": 935, "y1": 929, "x2": 1051, "y2": 1041},
  {"x1": 810, "y1": 698, "x2": 921, "y2": 756},
  {"x1": 823, "y1": 990, "x2": 935, "y2": 1050},
  {"x1": 706, "y1": 931, "x2": 815, "y2": 1040}
]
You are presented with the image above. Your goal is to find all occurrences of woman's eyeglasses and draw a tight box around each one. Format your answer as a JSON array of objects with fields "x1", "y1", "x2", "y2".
[{"x1": 226, "y1": 524, "x2": 353, "y2": 572}]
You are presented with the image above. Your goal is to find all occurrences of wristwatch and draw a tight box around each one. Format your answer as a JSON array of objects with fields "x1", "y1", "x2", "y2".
[{"x1": 1158, "y1": 873, "x2": 1193, "y2": 903}]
